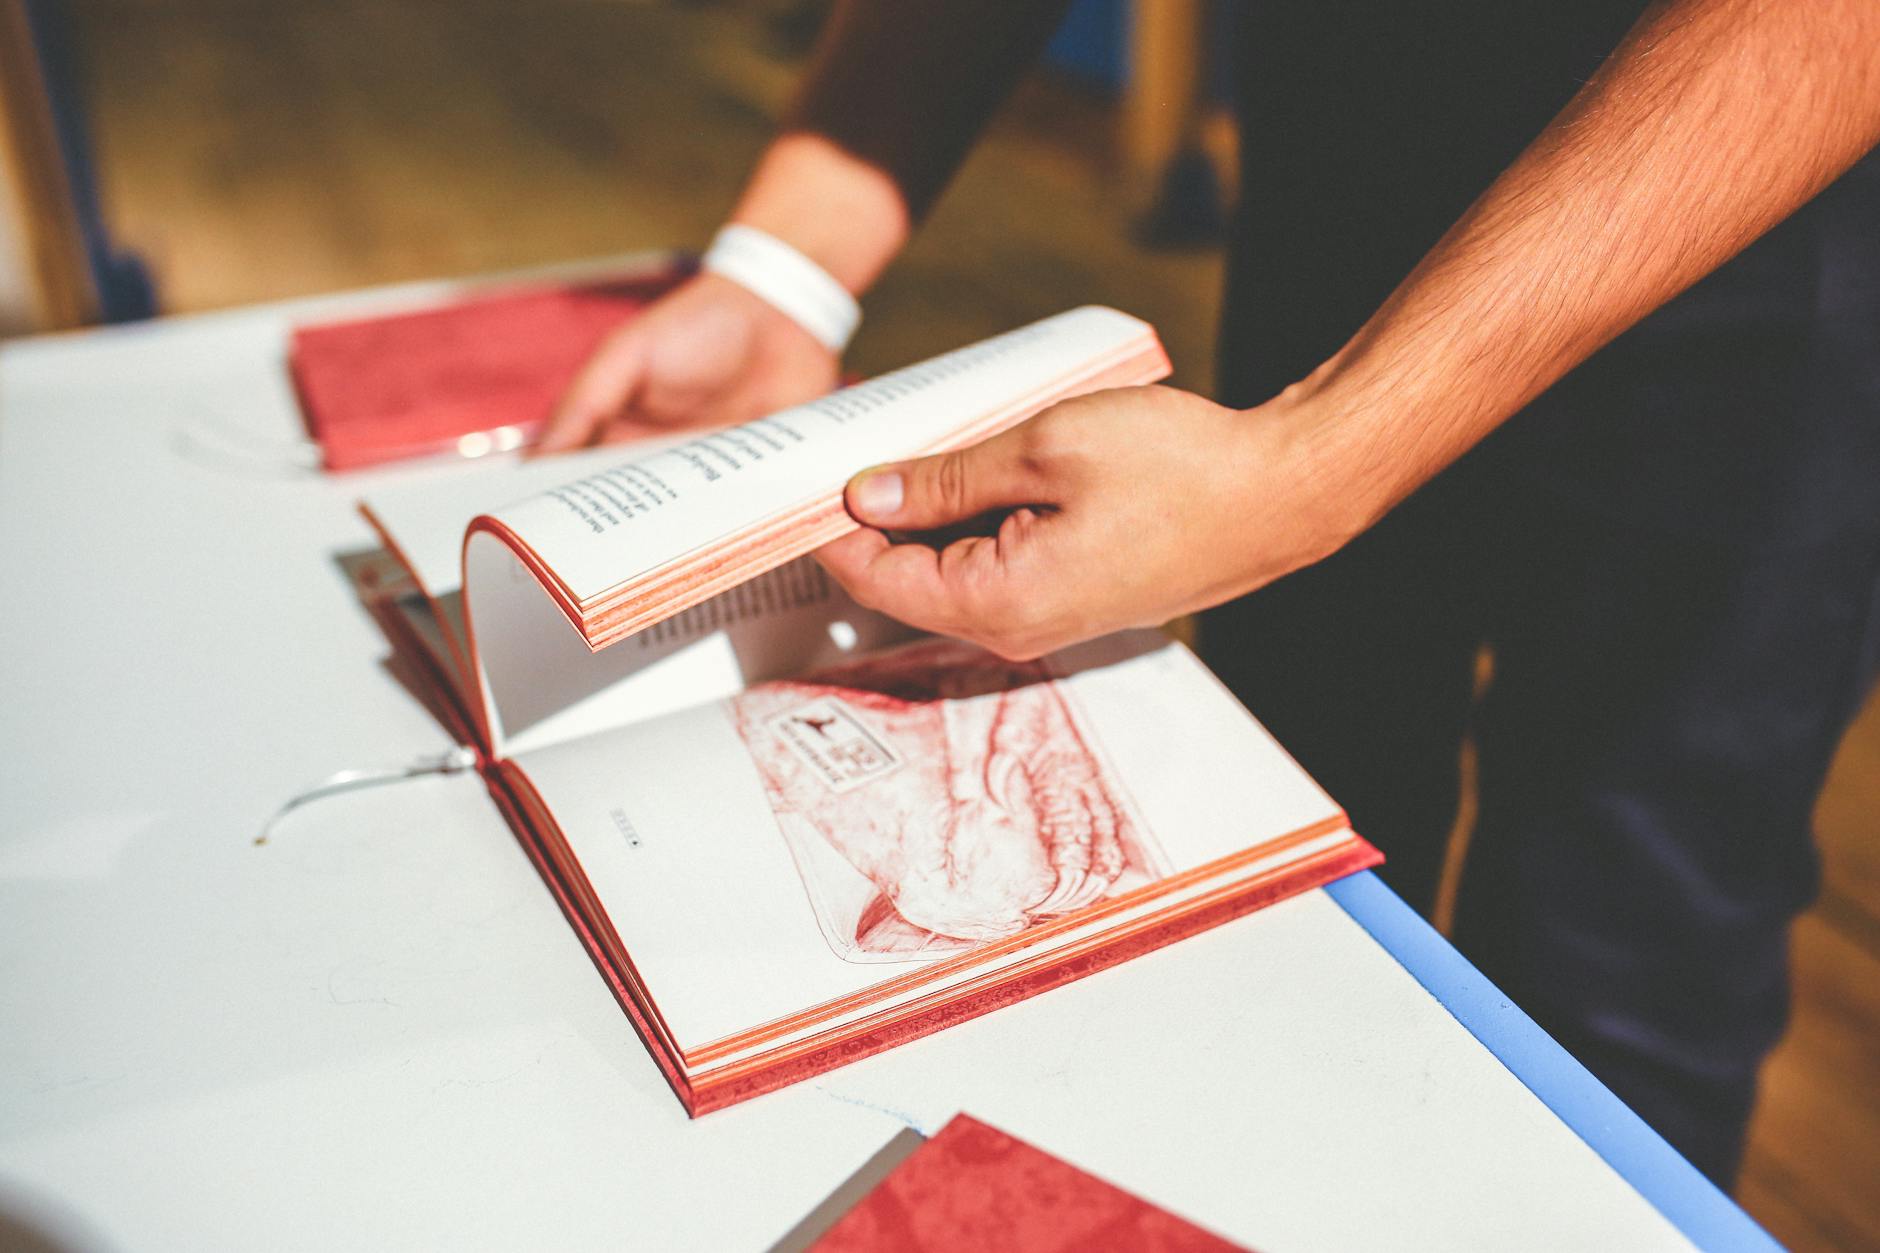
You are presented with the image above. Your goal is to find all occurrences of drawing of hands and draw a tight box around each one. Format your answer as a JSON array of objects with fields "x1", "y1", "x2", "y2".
[
  {"x1": 729, "y1": 641, "x2": 1157, "y2": 958},
  {"x1": 883, "y1": 680, "x2": 1128, "y2": 940}
]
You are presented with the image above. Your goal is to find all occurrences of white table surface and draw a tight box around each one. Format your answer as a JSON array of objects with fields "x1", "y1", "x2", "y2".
[{"x1": 0, "y1": 264, "x2": 1696, "y2": 1252}]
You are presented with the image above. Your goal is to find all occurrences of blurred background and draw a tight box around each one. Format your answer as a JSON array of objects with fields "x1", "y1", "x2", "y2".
[
  {"x1": 2, "y1": 2, "x2": 1875, "y2": 1246},
  {"x1": 1, "y1": 0, "x2": 1236, "y2": 387}
]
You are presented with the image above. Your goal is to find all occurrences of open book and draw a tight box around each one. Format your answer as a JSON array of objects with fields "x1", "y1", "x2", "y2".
[{"x1": 357, "y1": 306, "x2": 1380, "y2": 1115}]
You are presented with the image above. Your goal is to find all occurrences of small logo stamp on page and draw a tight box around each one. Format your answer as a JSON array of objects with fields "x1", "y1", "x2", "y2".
[{"x1": 768, "y1": 698, "x2": 900, "y2": 793}]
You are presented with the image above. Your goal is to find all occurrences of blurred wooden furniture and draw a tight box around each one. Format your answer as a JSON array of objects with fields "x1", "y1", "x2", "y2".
[
  {"x1": 1122, "y1": 0, "x2": 1205, "y2": 190},
  {"x1": 0, "y1": 0, "x2": 95, "y2": 332}
]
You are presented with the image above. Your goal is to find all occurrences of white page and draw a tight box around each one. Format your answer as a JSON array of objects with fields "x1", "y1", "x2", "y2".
[
  {"x1": 359, "y1": 437, "x2": 685, "y2": 600},
  {"x1": 484, "y1": 307, "x2": 1156, "y2": 602},
  {"x1": 364, "y1": 306, "x2": 1157, "y2": 753},
  {"x1": 510, "y1": 633, "x2": 1345, "y2": 1053},
  {"x1": 463, "y1": 528, "x2": 915, "y2": 757}
]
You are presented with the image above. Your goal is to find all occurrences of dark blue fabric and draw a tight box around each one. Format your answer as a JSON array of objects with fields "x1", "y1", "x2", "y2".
[
  {"x1": 1206, "y1": 0, "x2": 1880, "y2": 1186},
  {"x1": 23, "y1": 0, "x2": 155, "y2": 321}
]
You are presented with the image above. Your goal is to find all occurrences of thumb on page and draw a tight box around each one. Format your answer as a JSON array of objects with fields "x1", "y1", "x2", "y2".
[{"x1": 846, "y1": 426, "x2": 1052, "y2": 531}]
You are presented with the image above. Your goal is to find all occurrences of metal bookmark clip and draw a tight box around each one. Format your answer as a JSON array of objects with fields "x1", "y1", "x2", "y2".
[
  {"x1": 254, "y1": 746, "x2": 480, "y2": 845},
  {"x1": 171, "y1": 413, "x2": 324, "y2": 479}
]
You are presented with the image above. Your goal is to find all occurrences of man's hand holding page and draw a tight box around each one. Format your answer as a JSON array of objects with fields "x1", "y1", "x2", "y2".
[
  {"x1": 818, "y1": 0, "x2": 1880, "y2": 663},
  {"x1": 817, "y1": 383, "x2": 1364, "y2": 661}
]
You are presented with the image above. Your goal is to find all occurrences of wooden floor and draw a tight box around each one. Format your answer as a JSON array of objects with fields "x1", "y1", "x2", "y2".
[{"x1": 63, "y1": 3, "x2": 1879, "y2": 1246}]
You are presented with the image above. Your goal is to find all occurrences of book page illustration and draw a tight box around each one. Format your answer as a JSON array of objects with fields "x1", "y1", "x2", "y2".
[{"x1": 728, "y1": 640, "x2": 1171, "y2": 964}]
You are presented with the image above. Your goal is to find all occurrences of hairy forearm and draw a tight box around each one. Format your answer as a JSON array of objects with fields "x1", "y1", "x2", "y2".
[{"x1": 1296, "y1": 0, "x2": 1880, "y2": 528}]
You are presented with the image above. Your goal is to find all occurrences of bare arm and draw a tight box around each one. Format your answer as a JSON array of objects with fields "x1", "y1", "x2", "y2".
[
  {"x1": 542, "y1": 0, "x2": 1070, "y2": 448},
  {"x1": 822, "y1": 0, "x2": 1880, "y2": 658},
  {"x1": 715, "y1": 0, "x2": 1076, "y2": 291},
  {"x1": 1302, "y1": 0, "x2": 1880, "y2": 531}
]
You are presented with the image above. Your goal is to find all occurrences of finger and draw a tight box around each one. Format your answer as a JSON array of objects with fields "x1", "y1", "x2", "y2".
[
  {"x1": 845, "y1": 424, "x2": 1054, "y2": 532},
  {"x1": 537, "y1": 334, "x2": 645, "y2": 453},
  {"x1": 1083, "y1": 785, "x2": 1124, "y2": 880},
  {"x1": 823, "y1": 520, "x2": 1039, "y2": 637},
  {"x1": 819, "y1": 507, "x2": 1066, "y2": 658},
  {"x1": 815, "y1": 528, "x2": 968, "y2": 633},
  {"x1": 1033, "y1": 797, "x2": 1095, "y2": 915},
  {"x1": 1033, "y1": 872, "x2": 1091, "y2": 917},
  {"x1": 813, "y1": 527, "x2": 894, "y2": 591},
  {"x1": 1033, "y1": 845, "x2": 1093, "y2": 914}
]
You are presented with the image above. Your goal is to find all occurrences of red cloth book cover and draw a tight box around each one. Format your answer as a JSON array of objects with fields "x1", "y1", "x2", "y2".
[
  {"x1": 291, "y1": 268, "x2": 686, "y2": 471},
  {"x1": 807, "y1": 1114, "x2": 1249, "y2": 1252}
]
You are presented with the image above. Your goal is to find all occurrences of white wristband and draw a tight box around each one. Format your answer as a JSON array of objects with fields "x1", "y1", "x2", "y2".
[{"x1": 702, "y1": 224, "x2": 861, "y2": 353}]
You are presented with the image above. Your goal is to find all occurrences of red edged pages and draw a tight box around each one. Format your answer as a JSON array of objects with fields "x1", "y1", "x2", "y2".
[
  {"x1": 353, "y1": 306, "x2": 1381, "y2": 1116},
  {"x1": 807, "y1": 1114, "x2": 1249, "y2": 1252},
  {"x1": 463, "y1": 306, "x2": 1177, "y2": 649},
  {"x1": 292, "y1": 264, "x2": 685, "y2": 471}
]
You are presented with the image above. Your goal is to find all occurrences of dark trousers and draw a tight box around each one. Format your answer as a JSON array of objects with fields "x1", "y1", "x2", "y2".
[{"x1": 1203, "y1": 154, "x2": 1880, "y2": 1185}]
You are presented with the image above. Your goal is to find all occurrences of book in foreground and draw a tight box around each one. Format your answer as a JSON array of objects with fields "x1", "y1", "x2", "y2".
[
  {"x1": 803, "y1": 1114, "x2": 1248, "y2": 1252},
  {"x1": 356, "y1": 305, "x2": 1380, "y2": 1114}
]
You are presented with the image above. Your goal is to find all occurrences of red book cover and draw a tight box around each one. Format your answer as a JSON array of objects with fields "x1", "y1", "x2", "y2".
[
  {"x1": 807, "y1": 1114, "x2": 1250, "y2": 1252},
  {"x1": 291, "y1": 267, "x2": 686, "y2": 471}
]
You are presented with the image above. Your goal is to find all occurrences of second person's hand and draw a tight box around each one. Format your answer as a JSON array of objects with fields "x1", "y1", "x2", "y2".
[{"x1": 537, "y1": 271, "x2": 840, "y2": 452}]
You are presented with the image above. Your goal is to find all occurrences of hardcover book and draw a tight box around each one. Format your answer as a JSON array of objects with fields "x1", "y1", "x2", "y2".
[
  {"x1": 804, "y1": 1114, "x2": 1248, "y2": 1252},
  {"x1": 293, "y1": 265, "x2": 685, "y2": 470},
  {"x1": 355, "y1": 305, "x2": 1380, "y2": 1114}
]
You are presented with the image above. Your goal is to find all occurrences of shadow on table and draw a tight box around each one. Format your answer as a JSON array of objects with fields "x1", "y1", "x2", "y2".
[
  {"x1": 331, "y1": 545, "x2": 479, "y2": 745},
  {"x1": 0, "y1": 1179, "x2": 115, "y2": 1253}
]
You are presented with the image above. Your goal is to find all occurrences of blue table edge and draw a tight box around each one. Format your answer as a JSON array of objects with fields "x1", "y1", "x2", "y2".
[{"x1": 1324, "y1": 870, "x2": 1780, "y2": 1252}]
